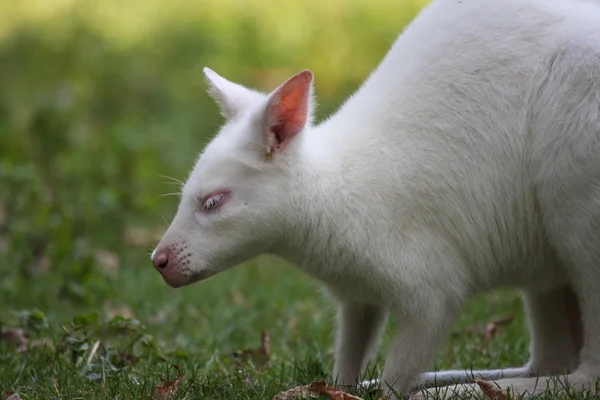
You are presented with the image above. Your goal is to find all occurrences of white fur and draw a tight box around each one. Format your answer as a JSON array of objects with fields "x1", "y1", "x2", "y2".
[{"x1": 154, "y1": 0, "x2": 600, "y2": 397}]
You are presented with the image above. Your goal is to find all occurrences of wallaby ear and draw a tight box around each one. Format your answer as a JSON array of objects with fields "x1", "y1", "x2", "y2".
[
  {"x1": 203, "y1": 67, "x2": 264, "y2": 119},
  {"x1": 264, "y1": 70, "x2": 314, "y2": 157}
]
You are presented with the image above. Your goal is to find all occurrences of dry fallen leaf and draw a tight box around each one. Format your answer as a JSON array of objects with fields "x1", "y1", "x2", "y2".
[
  {"x1": 273, "y1": 380, "x2": 363, "y2": 400},
  {"x1": 484, "y1": 314, "x2": 515, "y2": 340},
  {"x1": 1, "y1": 328, "x2": 28, "y2": 353},
  {"x1": 475, "y1": 378, "x2": 511, "y2": 400},
  {"x1": 319, "y1": 385, "x2": 363, "y2": 400},
  {"x1": 152, "y1": 364, "x2": 183, "y2": 400},
  {"x1": 230, "y1": 330, "x2": 270, "y2": 370},
  {"x1": 273, "y1": 381, "x2": 321, "y2": 400},
  {"x1": 462, "y1": 314, "x2": 516, "y2": 340},
  {"x1": 3, "y1": 390, "x2": 23, "y2": 400}
]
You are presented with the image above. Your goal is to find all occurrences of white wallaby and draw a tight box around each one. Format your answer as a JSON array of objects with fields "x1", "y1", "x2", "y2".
[{"x1": 152, "y1": 0, "x2": 600, "y2": 397}]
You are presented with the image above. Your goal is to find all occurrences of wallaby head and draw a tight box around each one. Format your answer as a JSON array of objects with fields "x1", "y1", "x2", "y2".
[{"x1": 151, "y1": 68, "x2": 315, "y2": 288}]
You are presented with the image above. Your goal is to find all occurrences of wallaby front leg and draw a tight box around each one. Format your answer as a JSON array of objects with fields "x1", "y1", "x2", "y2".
[
  {"x1": 332, "y1": 301, "x2": 388, "y2": 387},
  {"x1": 382, "y1": 300, "x2": 459, "y2": 398}
]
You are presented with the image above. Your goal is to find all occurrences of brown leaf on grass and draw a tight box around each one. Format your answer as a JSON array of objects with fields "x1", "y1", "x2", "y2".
[
  {"x1": 273, "y1": 381, "x2": 321, "y2": 399},
  {"x1": 461, "y1": 314, "x2": 516, "y2": 340},
  {"x1": 230, "y1": 330, "x2": 270, "y2": 370},
  {"x1": 475, "y1": 378, "x2": 510, "y2": 400},
  {"x1": 273, "y1": 381, "x2": 364, "y2": 400},
  {"x1": 484, "y1": 314, "x2": 515, "y2": 340},
  {"x1": 319, "y1": 385, "x2": 364, "y2": 400},
  {"x1": 3, "y1": 390, "x2": 23, "y2": 400},
  {"x1": 1, "y1": 328, "x2": 28, "y2": 353},
  {"x1": 152, "y1": 365, "x2": 183, "y2": 400}
]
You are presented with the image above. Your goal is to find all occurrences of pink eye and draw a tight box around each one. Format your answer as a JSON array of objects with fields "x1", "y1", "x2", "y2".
[{"x1": 201, "y1": 192, "x2": 227, "y2": 211}]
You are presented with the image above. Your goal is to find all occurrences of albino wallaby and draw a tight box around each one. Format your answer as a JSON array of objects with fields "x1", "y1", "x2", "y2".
[{"x1": 152, "y1": 0, "x2": 600, "y2": 397}]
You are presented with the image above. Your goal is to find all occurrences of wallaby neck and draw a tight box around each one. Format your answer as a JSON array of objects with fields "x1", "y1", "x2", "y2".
[{"x1": 272, "y1": 123, "x2": 367, "y2": 282}]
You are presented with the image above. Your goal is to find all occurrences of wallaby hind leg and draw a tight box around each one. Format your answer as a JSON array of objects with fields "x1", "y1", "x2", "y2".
[{"x1": 409, "y1": 285, "x2": 582, "y2": 398}]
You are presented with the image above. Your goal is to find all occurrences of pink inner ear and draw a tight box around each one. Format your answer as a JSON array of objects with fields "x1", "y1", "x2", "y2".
[{"x1": 267, "y1": 70, "x2": 313, "y2": 149}]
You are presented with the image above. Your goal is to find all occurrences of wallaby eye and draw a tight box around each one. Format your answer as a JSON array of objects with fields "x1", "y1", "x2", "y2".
[{"x1": 201, "y1": 192, "x2": 227, "y2": 212}]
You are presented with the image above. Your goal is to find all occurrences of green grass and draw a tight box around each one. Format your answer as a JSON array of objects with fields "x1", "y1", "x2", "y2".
[
  {"x1": 0, "y1": 0, "x2": 593, "y2": 399},
  {"x1": 0, "y1": 250, "x2": 536, "y2": 399},
  {"x1": 0, "y1": 261, "x2": 596, "y2": 399}
]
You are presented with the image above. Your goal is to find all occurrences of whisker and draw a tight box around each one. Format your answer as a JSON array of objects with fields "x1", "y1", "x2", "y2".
[
  {"x1": 158, "y1": 193, "x2": 181, "y2": 198},
  {"x1": 157, "y1": 174, "x2": 185, "y2": 186},
  {"x1": 158, "y1": 213, "x2": 169, "y2": 225}
]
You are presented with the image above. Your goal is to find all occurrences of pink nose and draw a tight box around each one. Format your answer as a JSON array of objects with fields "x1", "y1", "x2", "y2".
[{"x1": 153, "y1": 249, "x2": 169, "y2": 272}]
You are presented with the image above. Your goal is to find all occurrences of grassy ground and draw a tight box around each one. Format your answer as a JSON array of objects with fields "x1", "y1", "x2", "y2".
[
  {"x1": 0, "y1": 1, "x2": 592, "y2": 399},
  {"x1": 1, "y1": 250, "x2": 534, "y2": 400}
]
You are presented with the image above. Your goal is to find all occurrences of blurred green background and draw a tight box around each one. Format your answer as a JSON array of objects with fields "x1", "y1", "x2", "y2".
[
  {"x1": 0, "y1": 1, "x2": 531, "y2": 398},
  {"x1": 0, "y1": 0, "x2": 427, "y2": 312}
]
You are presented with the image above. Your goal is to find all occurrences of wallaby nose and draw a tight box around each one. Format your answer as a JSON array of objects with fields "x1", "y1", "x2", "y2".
[{"x1": 152, "y1": 249, "x2": 169, "y2": 271}]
